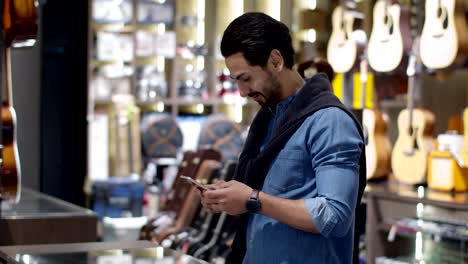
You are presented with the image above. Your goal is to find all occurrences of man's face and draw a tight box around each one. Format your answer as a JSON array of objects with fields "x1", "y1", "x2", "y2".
[{"x1": 225, "y1": 52, "x2": 281, "y2": 106}]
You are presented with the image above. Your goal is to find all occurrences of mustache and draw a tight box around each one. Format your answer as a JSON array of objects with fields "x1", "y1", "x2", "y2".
[{"x1": 248, "y1": 92, "x2": 263, "y2": 98}]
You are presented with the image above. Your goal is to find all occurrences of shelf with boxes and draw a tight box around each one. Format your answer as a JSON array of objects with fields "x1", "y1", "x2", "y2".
[
  {"x1": 86, "y1": 2, "x2": 307, "y2": 232},
  {"x1": 90, "y1": 0, "x2": 174, "y2": 105}
]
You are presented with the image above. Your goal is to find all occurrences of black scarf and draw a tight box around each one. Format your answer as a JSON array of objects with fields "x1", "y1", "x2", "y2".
[{"x1": 227, "y1": 73, "x2": 367, "y2": 264}]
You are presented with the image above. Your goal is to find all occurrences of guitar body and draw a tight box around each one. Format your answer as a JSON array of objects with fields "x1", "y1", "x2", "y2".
[
  {"x1": 3, "y1": 0, "x2": 38, "y2": 46},
  {"x1": 368, "y1": 0, "x2": 410, "y2": 73},
  {"x1": 392, "y1": 108, "x2": 435, "y2": 184},
  {"x1": 1, "y1": 0, "x2": 37, "y2": 203},
  {"x1": 1, "y1": 104, "x2": 21, "y2": 202},
  {"x1": 327, "y1": 5, "x2": 357, "y2": 73},
  {"x1": 420, "y1": 0, "x2": 468, "y2": 69},
  {"x1": 364, "y1": 109, "x2": 391, "y2": 180}
]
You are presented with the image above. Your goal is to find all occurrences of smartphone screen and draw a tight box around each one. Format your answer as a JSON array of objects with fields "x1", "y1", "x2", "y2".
[{"x1": 180, "y1": 175, "x2": 209, "y2": 190}]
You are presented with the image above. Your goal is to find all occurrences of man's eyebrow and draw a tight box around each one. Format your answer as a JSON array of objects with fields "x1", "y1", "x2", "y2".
[{"x1": 230, "y1": 72, "x2": 247, "y2": 80}]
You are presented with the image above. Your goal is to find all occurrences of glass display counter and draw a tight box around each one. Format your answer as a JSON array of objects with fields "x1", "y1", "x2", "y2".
[
  {"x1": 0, "y1": 241, "x2": 208, "y2": 264},
  {"x1": 365, "y1": 181, "x2": 468, "y2": 264},
  {"x1": 0, "y1": 188, "x2": 98, "y2": 245}
]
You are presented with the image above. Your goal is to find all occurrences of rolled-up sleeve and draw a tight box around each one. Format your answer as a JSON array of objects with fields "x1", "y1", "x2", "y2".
[{"x1": 304, "y1": 108, "x2": 363, "y2": 237}]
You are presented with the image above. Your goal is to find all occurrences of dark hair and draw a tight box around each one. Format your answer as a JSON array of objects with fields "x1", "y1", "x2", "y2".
[{"x1": 220, "y1": 12, "x2": 295, "y2": 69}]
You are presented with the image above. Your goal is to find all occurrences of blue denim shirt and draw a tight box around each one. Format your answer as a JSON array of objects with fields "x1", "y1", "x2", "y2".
[{"x1": 244, "y1": 97, "x2": 363, "y2": 263}]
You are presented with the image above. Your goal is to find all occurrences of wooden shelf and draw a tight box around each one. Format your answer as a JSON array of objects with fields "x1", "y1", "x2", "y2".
[
  {"x1": 91, "y1": 60, "x2": 134, "y2": 67},
  {"x1": 92, "y1": 22, "x2": 134, "y2": 33},
  {"x1": 134, "y1": 57, "x2": 158, "y2": 66},
  {"x1": 135, "y1": 97, "x2": 250, "y2": 107},
  {"x1": 136, "y1": 23, "x2": 164, "y2": 32}
]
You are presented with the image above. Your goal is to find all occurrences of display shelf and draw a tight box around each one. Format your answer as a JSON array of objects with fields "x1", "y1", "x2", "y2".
[
  {"x1": 136, "y1": 97, "x2": 251, "y2": 107},
  {"x1": 92, "y1": 22, "x2": 134, "y2": 33},
  {"x1": 365, "y1": 180, "x2": 468, "y2": 210},
  {"x1": 0, "y1": 188, "x2": 97, "y2": 245},
  {"x1": 365, "y1": 181, "x2": 468, "y2": 264},
  {"x1": 91, "y1": 59, "x2": 134, "y2": 67},
  {"x1": 0, "y1": 241, "x2": 208, "y2": 264},
  {"x1": 373, "y1": 230, "x2": 467, "y2": 264},
  {"x1": 380, "y1": 218, "x2": 468, "y2": 242}
]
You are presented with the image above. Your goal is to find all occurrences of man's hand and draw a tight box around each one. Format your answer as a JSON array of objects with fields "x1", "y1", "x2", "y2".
[{"x1": 200, "y1": 180, "x2": 252, "y2": 215}]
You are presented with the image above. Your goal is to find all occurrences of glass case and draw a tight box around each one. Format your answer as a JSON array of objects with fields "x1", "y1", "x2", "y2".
[
  {"x1": 0, "y1": 241, "x2": 207, "y2": 264},
  {"x1": 365, "y1": 182, "x2": 468, "y2": 264},
  {"x1": 0, "y1": 188, "x2": 97, "y2": 245},
  {"x1": 1, "y1": 188, "x2": 96, "y2": 219}
]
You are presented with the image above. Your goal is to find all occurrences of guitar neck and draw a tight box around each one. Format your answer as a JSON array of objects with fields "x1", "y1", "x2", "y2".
[
  {"x1": 359, "y1": 58, "x2": 368, "y2": 109},
  {"x1": 2, "y1": 48, "x2": 13, "y2": 107},
  {"x1": 406, "y1": 49, "x2": 421, "y2": 127},
  {"x1": 407, "y1": 74, "x2": 415, "y2": 126}
]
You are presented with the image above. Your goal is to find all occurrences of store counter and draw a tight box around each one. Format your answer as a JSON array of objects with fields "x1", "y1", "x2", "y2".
[
  {"x1": 365, "y1": 181, "x2": 468, "y2": 209},
  {"x1": 0, "y1": 188, "x2": 98, "y2": 245},
  {"x1": 0, "y1": 240, "x2": 208, "y2": 264},
  {"x1": 365, "y1": 181, "x2": 468, "y2": 264}
]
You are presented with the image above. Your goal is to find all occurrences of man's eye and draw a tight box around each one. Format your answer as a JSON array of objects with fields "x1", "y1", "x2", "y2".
[{"x1": 241, "y1": 77, "x2": 250, "y2": 82}]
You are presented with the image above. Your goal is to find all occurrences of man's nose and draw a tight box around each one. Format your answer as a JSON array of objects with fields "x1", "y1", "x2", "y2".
[{"x1": 237, "y1": 83, "x2": 249, "y2": 97}]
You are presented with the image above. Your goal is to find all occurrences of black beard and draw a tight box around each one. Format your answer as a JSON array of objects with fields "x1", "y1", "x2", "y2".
[{"x1": 264, "y1": 70, "x2": 281, "y2": 106}]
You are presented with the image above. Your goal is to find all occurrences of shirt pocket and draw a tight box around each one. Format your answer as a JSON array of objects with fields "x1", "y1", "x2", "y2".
[{"x1": 266, "y1": 149, "x2": 305, "y2": 194}]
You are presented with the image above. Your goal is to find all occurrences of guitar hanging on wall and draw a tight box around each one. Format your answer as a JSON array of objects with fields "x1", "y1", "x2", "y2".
[
  {"x1": 327, "y1": 1, "x2": 361, "y2": 73},
  {"x1": 359, "y1": 52, "x2": 392, "y2": 180},
  {"x1": 1, "y1": 0, "x2": 38, "y2": 203},
  {"x1": 367, "y1": 0, "x2": 411, "y2": 73},
  {"x1": 391, "y1": 38, "x2": 435, "y2": 185},
  {"x1": 420, "y1": 0, "x2": 468, "y2": 70}
]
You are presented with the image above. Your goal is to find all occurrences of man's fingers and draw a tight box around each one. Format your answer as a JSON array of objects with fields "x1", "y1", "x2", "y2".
[
  {"x1": 213, "y1": 180, "x2": 226, "y2": 188},
  {"x1": 203, "y1": 187, "x2": 230, "y2": 200},
  {"x1": 218, "y1": 180, "x2": 232, "y2": 188}
]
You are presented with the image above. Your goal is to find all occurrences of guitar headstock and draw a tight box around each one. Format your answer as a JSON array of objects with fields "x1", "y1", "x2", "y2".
[{"x1": 359, "y1": 48, "x2": 369, "y2": 83}]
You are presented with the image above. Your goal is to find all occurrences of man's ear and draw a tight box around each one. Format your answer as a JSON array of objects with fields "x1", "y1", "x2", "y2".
[{"x1": 269, "y1": 49, "x2": 284, "y2": 71}]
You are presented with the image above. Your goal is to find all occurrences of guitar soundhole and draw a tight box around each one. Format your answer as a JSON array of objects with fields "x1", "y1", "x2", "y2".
[
  {"x1": 407, "y1": 126, "x2": 419, "y2": 151},
  {"x1": 338, "y1": 20, "x2": 350, "y2": 44},
  {"x1": 384, "y1": 14, "x2": 394, "y2": 35},
  {"x1": 413, "y1": 132, "x2": 419, "y2": 150},
  {"x1": 407, "y1": 126, "x2": 413, "y2": 137},
  {"x1": 442, "y1": 11, "x2": 448, "y2": 29},
  {"x1": 437, "y1": 6, "x2": 449, "y2": 30}
]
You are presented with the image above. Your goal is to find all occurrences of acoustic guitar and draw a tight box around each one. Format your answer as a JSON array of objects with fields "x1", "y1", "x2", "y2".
[
  {"x1": 326, "y1": 2, "x2": 360, "y2": 73},
  {"x1": 368, "y1": 0, "x2": 411, "y2": 73},
  {"x1": 359, "y1": 54, "x2": 391, "y2": 180},
  {"x1": 420, "y1": 0, "x2": 468, "y2": 70},
  {"x1": 391, "y1": 40, "x2": 435, "y2": 185},
  {"x1": 1, "y1": 0, "x2": 38, "y2": 203}
]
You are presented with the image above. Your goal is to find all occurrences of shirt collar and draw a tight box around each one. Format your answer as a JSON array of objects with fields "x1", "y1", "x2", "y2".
[{"x1": 269, "y1": 89, "x2": 299, "y2": 116}]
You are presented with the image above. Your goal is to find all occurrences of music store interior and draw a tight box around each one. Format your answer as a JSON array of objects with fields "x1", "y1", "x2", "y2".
[{"x1": 0, "y1": 0, "x2": 467, "y2": 263}]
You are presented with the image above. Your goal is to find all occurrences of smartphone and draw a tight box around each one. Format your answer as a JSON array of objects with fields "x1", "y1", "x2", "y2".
[{"x1": 180, "y1": 175, "x2": 210, "y2": 191}]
